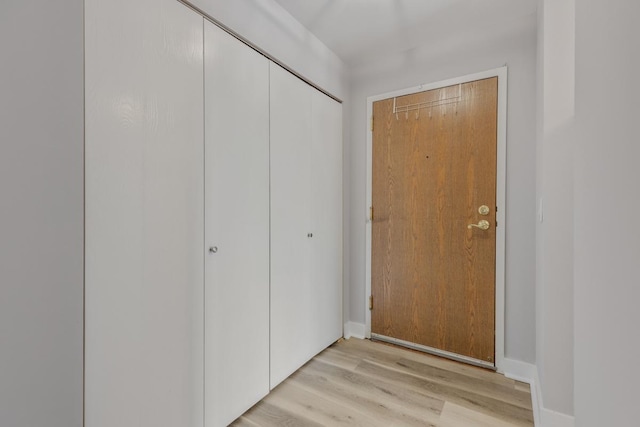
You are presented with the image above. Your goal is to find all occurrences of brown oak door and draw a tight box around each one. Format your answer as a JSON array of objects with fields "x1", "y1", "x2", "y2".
[{"x1": 371, "y1": 77, "x2": 498, "y2": 366}]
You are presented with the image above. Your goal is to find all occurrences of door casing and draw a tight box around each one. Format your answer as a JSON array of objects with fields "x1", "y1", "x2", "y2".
[{"x1": 364, "y1": 67, "x2": 508, "y2": 373}]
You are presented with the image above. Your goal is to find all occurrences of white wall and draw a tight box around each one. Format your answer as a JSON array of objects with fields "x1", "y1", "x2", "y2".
[
  {"x1": 0, "y1": 1, "x2": 84, "y2": 426},
  {"x1": 347, "y1": 13, "x2": 538, "y2": 363},
  {"x1": 535, "y1": 0, "x2": 576, "y2": 419},
  {"x1": 573, "y1": 0, "x2": 640, "y2": 425}
]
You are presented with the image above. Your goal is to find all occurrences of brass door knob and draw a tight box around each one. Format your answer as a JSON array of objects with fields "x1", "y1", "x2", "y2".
[{"x1": 468, "y1": 220, "x2": 490, "y2": 231}]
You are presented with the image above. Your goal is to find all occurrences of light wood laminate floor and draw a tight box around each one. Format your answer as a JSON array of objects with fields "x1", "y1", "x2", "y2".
[{"x1": 233, "y1": 338, "x2": 534, "y2": 426}]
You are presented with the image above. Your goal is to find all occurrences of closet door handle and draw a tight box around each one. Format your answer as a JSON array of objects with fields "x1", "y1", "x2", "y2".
[
  {"x1": 209, "y1": 246, "x2": 218, "y2": 253},
  {"x1": 307, "y1": 233, "x2": 313, "y2": 238}
]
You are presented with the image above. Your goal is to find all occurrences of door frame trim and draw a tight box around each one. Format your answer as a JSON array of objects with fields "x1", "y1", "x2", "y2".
[{"x1": 364, "y1": 67, "x2": 508, "y2": 372}]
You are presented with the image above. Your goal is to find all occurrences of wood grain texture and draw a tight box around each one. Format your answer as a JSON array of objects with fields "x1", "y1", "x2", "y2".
[
  {"x1": 372, "y1": 78, "x2": 498, "y2": 363},
  {"x1": 234, "y1": 338, "x2": 533, "y2": 426}
]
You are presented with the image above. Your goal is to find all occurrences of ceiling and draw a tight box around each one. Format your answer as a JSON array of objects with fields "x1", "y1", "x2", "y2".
[{"x1": 272, "y1": 0, "x2": 538, "y2": 65}]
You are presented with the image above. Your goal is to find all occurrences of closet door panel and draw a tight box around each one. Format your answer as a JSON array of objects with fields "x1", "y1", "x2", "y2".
[
  {"x1": 269, "y1": 63, "x2": 313, "y2": 389},
  {"x1": 310, "y1": 92, "x2": 344, "y2": 355},
  {"x1": 204, "y1": 22, "x2": 270, "y2": 427},
  {"x1": 85, "y1": 1, "x2": 204, "y2": 426}
]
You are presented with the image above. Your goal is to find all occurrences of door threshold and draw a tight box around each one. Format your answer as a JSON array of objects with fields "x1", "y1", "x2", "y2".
[{"x1": 370, "y1": 333, "x2": 496, "y2": 371}]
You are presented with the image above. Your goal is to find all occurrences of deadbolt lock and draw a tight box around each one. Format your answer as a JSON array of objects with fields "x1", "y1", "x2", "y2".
[{"x1": 478, "y1": 205, "x2": 490, "y2": 216}]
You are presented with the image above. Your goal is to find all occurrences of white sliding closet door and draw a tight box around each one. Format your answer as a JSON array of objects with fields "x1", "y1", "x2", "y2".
[
  {"x1": 204, "y1": 22, "x2": 270, "y2": 427},
  {"x1": 85, "y1": 1, "x2": 204, "y2": 426},
  {"x1": 310, "y1": 92, "x2": 344, "y2": 356},
  {"x1": 269, "y1": 63, "x2": 314, "y2": 389}
]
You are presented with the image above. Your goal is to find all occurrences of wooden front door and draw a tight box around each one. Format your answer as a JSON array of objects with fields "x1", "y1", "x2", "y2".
[{"x1": 371, "y1": 77, "x2": 498, "y2": 366}]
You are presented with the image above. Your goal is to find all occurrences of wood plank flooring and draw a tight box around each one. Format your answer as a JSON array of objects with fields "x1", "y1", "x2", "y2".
[{"x1": 232, "y1": 338, "x2": 534, "y2": 426}]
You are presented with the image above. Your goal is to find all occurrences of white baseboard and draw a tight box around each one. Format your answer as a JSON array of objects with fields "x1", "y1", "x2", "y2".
[
  {"x1": 526, "y1": 366, "x2": 575, "y2": 427},
  {"x1": 343, "y1": 321, "x2": 366, "y2": 340},
  {"x1": 502, "y1": 359, "x2": 574, "y2": 427},
  {"x1": 531, "y1": 365, "x2": 543, "y2": 427},
  {"x1": 502, "y1": 358, "x2": 540, "y2": 425},
  {"x1": 541, "y1": 408, "x2": 575, "y2": 427},
  {"x1": 502, "y1": 357, "x2": 537, "y2": 383}
]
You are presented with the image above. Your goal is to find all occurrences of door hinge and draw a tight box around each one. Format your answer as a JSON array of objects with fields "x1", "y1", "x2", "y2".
[
  {"x1": 370, "y1": 206, "x2": 374, "y2": 221},
  {"x1": 371, "y1": 116, "x2": 374, "y2": 132},
  {"x1": 369, "y1": 295, "x2": 373, "y2": 311}
]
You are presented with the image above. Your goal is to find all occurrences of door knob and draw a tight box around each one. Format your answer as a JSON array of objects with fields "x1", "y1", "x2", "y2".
[
  {"x1": 209, "y1": 246, "x2": 218, "y2": 253},
  {"x1": 467, "y1": 220, "x2": 490, "y2": 231}
]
